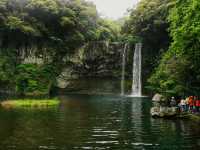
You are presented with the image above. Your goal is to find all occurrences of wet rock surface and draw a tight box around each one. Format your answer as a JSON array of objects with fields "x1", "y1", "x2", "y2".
[
  {"x1": 71, "y1": 42, "x2": 123, "y2": 77},
  {"x1": 151, "y1": 93, "x2": 178, "y2": 118},
  {"x1": 151, "y1": 106, "x2": 178, "y2": 118}
]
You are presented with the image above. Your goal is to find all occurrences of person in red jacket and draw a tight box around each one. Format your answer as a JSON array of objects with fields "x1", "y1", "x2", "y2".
[
  {"x1": 188, "y1": 96, "x2": 194, "y2": 112},
  {"x1": 196, "y1": 97, "x2": 200, "y2": 113},
  {"x1": 193, "y1": 96, "x2": 198, "y2": 113}
]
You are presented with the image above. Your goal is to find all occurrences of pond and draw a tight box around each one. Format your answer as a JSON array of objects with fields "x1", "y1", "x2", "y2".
[{"x1": 0, "y1": 94, "x2": 199, "y2": 150}]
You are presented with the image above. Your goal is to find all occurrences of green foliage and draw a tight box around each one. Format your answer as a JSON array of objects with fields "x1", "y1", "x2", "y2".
[
  {"x1": 5, "y1": 16, "x2": 38, "y2": 35},
  {"x1": 124, "y1": 0, "x2": 200, "y2": 96},
  {"x1": 96, "y1": 19, "x2": 121, "y2": 41},
  {"x1": 15, "y1": 64, "x2": 54, "y2": 96},
  {"x1": 148, "y1": 50, "x2": 190, "y2": 96},
  {"x1": 0, "y1": 0, "x2": 101, "y2": 56},
  {"x1": 27, "y1": 0, "x2": 60, "y2": 14},
  {"x1": 149, "y1": 0, "x2": 200, "y2": 96},
  {"x1": 0, "y1": 0, "x2": 121, "y2": 95},
  {"x1": 1, "y1": 98, "x2": 60, "y2": 108},
  {"x1": 60, "y1": 16, "x2": 75, "y2": 27},
  {"x1": 123, "y1": 0, "x2": 173, "y2": 89},
  {"x1": 0, "y1": 49, "x2": 16, "y2": 89}
]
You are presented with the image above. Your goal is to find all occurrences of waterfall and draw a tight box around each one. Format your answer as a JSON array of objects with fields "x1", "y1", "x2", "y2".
[
  {"x1": 105, "y1": 41, "x2": 110, "y2": 53},
  {"x1": 131, "y1": 43, "x2": 142, "y2": 96},
  {"x1": 121, "y1": 43, "x2": 128, "y2": 96}
]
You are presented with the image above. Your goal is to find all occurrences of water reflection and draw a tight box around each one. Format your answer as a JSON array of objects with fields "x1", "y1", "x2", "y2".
[{"x1": 0, "y1": 95, "x2": 199, "y2": 149}]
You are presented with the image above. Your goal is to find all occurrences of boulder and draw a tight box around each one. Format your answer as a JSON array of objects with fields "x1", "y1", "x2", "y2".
[
  {"x1": 151, "y1": 106, "x2": 178, "y2": 118},
  {"x1": 150, "y1": 107, "x2": 160, "y2": 117},
  {"x1": 152, "y1": 93, "x2": 168, "y2": 107},
  {"x1": 152, "y1": 93, "x2": 165, "y2": 102}
]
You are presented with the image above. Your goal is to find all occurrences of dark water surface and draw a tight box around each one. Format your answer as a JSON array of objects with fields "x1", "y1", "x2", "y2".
[{"x1": 0, "y1": 94, "x2": 199, "y2": 150}]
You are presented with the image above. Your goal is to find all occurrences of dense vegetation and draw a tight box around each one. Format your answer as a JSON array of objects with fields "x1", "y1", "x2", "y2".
[
  {"x1": 0, "y1": 98, "x2": 59, "y2": 108},
  {"x1": 0, "y1": 0, "x2": 120, "y2": 96},
  {"x1": 0, "y1": 0, "x2": 199, "y2": 97},
  {"x1": 125, "y1": 0, "x2": 200, "y2": 97},
  {"x1": 123, "y1": 0, "x2": 173, "y2": 93},
  {"x1": 148, "y1": 0, "x2": 200, "y2": 97}
]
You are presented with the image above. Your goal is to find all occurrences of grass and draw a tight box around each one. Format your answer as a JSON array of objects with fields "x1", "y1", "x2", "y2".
[{"x1": 0, "y1": 98, "x2": 60, "y2": 108}]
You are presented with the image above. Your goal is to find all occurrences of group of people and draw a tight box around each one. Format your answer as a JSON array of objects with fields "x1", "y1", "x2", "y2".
[{"x1": 170, "y1": 96, "x2": 200, "y2": 113}]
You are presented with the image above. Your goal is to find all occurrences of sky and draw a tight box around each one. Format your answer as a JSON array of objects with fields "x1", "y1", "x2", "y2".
[{"x1": 86, "y1": 0, "x2": 139, "y2": 20}]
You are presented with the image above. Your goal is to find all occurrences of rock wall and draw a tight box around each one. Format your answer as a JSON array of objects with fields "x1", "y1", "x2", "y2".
[
  {"x1": 15, "y1": 41, "x2": 130, "y2": 90},
  {"x1": 70, "y1": 41, "x2": 126, "y2": 78},
  {"x1": 56, "y1": 41, "x2": 129, "y2": 89}
]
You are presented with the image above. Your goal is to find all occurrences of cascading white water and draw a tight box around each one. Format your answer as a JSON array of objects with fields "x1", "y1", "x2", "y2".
[
  {"x1": 121, "y1": 43, "x2": 128, "y2": 96},
  {"x1": 131, "y1": 43, "x2": 142, "y2": 97}
]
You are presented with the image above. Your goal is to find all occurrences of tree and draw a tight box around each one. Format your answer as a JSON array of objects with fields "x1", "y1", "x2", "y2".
[
  {"x1": 123, "y1": 0, "x2": 173, "y2": 90},
  {"x1": 149, "y1": 0, "x2": 200, "y2": 96},
  {"x1": 0, "y1": 0, "x2": 122, "y2": 95}
]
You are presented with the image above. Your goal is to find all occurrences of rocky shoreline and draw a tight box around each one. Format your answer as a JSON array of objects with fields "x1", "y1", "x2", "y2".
[{"x1": 150, "y1": 94, "x2": 200, "y2": 122}]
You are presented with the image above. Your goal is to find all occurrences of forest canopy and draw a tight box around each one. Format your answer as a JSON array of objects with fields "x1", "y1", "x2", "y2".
[
  {"x1": 123, "y1": 0, "x2": 200, "y2": 97},
  {"x1": 148, "y1": 0, "x2": 200, "y2": 97},
  {"x1": 0, "y1": 0, "x2": 120, "y2": 96}
]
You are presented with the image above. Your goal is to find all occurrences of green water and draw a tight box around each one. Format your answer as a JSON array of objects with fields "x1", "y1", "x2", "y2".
[{"x1": 0, "y1": 94, "x2": 199, "y2": 149}]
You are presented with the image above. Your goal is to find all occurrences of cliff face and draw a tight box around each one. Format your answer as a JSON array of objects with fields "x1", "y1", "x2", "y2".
[
  {"x1": 70, "y1": 41, "x2": 125, "y2": 78},
  {"x1": 0, "y1": 41, "x2": 129, "y2": 93},
  {"x1": 56, "y1": 41, "x2": 128, "y2": 89},
  {"x1": 19, "y1": 42, "x2": 125, "y2": 78}
]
